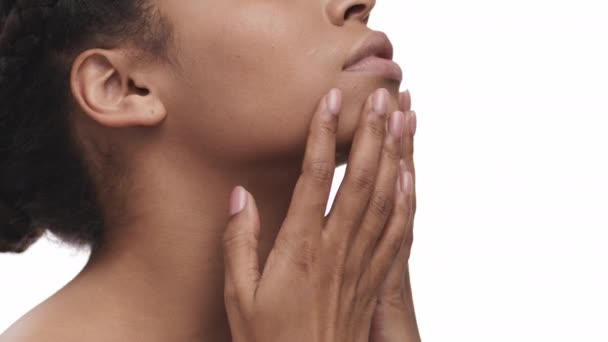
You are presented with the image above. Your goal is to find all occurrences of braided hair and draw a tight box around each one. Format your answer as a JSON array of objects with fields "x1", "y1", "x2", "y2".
[{"x1": 0, "y1": 0, "x2": 172, "y2": 253}]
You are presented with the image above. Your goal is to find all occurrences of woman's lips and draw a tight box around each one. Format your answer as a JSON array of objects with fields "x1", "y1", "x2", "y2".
[{"x1": 343, "y1": 55, "x2": 403, "y2": 81}]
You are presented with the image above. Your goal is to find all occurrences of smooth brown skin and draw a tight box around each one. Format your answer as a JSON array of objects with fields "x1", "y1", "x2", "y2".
[
  {"x1": 1, "y1": 0, "x2": 420, "y2": 341},
  {"x1": 222, "y1": 88, "x2": 415, "y2": 342}
]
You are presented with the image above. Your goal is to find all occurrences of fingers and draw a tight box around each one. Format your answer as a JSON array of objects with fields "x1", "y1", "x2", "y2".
[
  {"x1": 399, "y1": 90, "x2": 417, "y2": 217},
  {"x1": 408, "y1": 112, "x2": 417, "y2": 219},
  {"x1": 223, "y1": 186, "x2": 262, "y2": 310},
  {"x1": 399, "y1": 90, "x2": 416, "y2": 168},
  {"x1": 326, "y1": 88, "x2": 390, "y2": 238},
  {"x1": 375, "y1": 91, "x2": 418, "y2": 294},
  {"x1": 280, "y1": 88, "x2": 341, "y2": 241},
  {"x1": 367, "y1": 163, "x2": 414, "y2": 287},
  {"x1": 346, "y1": 110, "x2": 406, "y2": 272}
]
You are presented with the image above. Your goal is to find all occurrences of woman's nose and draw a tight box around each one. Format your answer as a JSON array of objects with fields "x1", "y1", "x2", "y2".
[{"x1": 325, "y1": 0, "x2": 376, "y2": 26}]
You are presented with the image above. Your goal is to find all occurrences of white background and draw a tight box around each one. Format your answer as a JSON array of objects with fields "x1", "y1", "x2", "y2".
[{"x1": 2, "y1": 0, "x2": 607, "y2": 340}]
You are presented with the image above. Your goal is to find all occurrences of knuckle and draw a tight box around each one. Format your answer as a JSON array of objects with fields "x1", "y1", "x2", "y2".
[
  {"x1": 222, "y1": 229, "x2": 248, "y2": 254},
  {"x1": 358, "y1": 289, "x2": 378, "y2": 313},
  {"x1": 297, "y1": 239, "x2": 319, "y2": 267},
  {"x1": 304, "y1": 159, "x2": 334, "y2": 184},
  {"x1": 368, "y1": 190, "x2": 393, "y2": 219},
  {"x1": 366, "y1": 120, "x2": 385, "y2": 139},
  {"x1": 348, "y1": 166, "x2": 375, "y2": 193},
  {"x1": 377, "y1": 292, "x2": 404, "y2": 308},
  {"x1": 386, "y1": 231, "x2": 404, "y2": 259},
  {"x1": 276, "y1": 235, "x2": 318, "y2": 274},
  {"x1": 365, "y1": 295, "x2": 379, "y2": 312},
  {"x1": 319, "y1": 119, "x2": 338, "y2": 136},
  {"x1": 383, "y1": 142, "x2": 402, "y2": 162}
]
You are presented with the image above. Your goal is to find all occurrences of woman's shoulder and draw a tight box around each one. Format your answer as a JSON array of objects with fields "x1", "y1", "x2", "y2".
[
  {"x1": 1, "y1": 306, "x2": 69, "y2": 342},
  {"x1": 0, "y1": 291, "x2": 99, "y2": 342},
  {"x1": 0, "y1": 296, "x2": 84, "y2": 342}
]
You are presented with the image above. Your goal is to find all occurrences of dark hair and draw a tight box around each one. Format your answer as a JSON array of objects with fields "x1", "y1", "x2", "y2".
[{"x1": 0, "y1": 0, "x2": 172, "y2": 253}]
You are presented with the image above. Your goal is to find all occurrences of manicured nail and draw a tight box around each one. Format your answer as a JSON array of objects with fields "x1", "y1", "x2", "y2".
[
  {"x1": 230, "y1": 186, "x2": 247, "y2": 216},
  {"x1": 410, "y1": 110, "x2": 417, "y2": 136},
  {"x1": 389, "y1": 111, "x2": 405, "y2": 139},
  {"x1": 326, "y1": 88, "x2": 342, "y2": 116},
  {"x1": 372, "y1": 88, "x2": 389, "y2": 115},
  {"x1": 399, "y1": 90, "x2": 411, "y2": 111}
]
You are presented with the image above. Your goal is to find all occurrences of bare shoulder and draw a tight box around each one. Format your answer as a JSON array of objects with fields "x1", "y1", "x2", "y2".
[
  {"x1": 0, "y1": 291, "x2": 97, "y2": 342},
  {"x1": 0, "y1": 288, "x2": 139, "y2": 342},
  {"x1": 0, "y1": 304, "x2": 75, "y2": 342},
  {"x1": 1, "y1": 318, "x2": 58, "y2": 342}
]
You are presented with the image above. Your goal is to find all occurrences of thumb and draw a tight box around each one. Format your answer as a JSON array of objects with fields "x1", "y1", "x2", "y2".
[{"x1": 223, "y1": 185, "x2": 261, "y2": 309}]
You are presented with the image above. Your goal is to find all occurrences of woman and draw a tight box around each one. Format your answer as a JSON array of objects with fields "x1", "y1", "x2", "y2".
[{"x1": 0, "y1": 0, "x2": 420, "y2": 341}]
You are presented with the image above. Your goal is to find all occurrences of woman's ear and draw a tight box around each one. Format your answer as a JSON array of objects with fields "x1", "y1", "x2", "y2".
[{"x1": 70, "y1": 49, "x2": 167, "y2": 128}]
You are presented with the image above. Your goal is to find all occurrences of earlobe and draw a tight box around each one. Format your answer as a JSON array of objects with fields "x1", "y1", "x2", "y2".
[{"x1": 70, "y1": 49, "x2": 167, "y2": 128}]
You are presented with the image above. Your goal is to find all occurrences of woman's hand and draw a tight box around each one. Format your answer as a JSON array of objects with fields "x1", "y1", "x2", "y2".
[
  {"x1": 369, "y1": 90, "x2": 421, "y2": 342},
  {"x1": 223, "y1": 87, "x2": 415, "y2": 342}
]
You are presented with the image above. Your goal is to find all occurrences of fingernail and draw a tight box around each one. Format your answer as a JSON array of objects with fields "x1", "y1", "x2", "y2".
[
  {"x1": 230, "y1": 186, "x2": 247, "y2": 216},
  {"x1": 399, "y1": 89, "x2": 407, "y2": 105},
  {"x1": 389, "y1": 111, "x2": 405, "y2": 139},
  {"x1": 326, "y1": 88, "x2": 342, "y2": 116},
  {"x1": 399, "y1": 89, "x2": 411, "y2": 111},
  {"x1": 410, "y1": 111, "x2": 417, "y2": 136},
  {"x1": 372, "y1": 88, "x2": 388, "y2": 115}
]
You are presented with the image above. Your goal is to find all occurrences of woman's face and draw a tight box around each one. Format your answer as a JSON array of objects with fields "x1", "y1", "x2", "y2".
[{"x1": 156, "y1": 0, "x2": 403, "y2": 166}]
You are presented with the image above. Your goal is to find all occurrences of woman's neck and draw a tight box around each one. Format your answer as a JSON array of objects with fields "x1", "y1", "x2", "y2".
[{"x1": 67, "y1": 153, "x2": 304, "y2": 341}]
